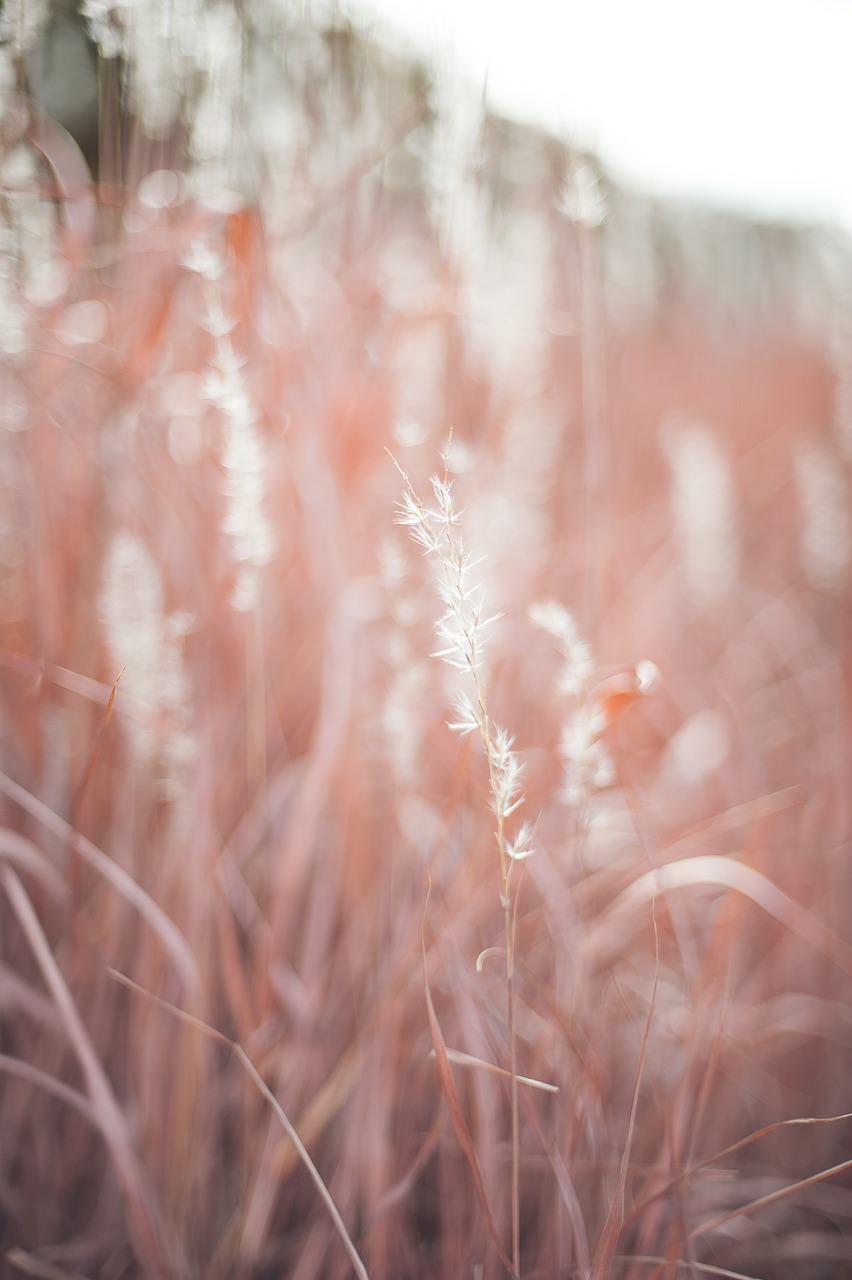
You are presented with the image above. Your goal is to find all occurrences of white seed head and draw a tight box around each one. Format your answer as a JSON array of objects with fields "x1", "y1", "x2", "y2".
[
  {"x1": 182, "y1": 237, "x2": 224, "y2": 282},
  {"x1": 506, "y1": 821, "x2": 535, "y2": 862},
  {"x1": 663, "y1": 419, "x2": 739, "y2": 611},
  {"x1": 530, "y1": 600, "x2": 595, "y2": 695},
  {"x1": 203, "y1": 319, "x2": 275, "y2": 611},
  {"x1": 534, "y1": 599, "x2": 615, "y2": 811},
  {"x1": 398, "y1": 462, "x2": 528, "y2": 856},
  {"x1": 99, "y1": 531, "x2": 195, "y2": 787},
  {"x1": 559, "y1": 162, "x2": 607, "y2": 228}
]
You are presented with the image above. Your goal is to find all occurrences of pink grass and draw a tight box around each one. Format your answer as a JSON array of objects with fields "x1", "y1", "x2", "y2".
[{"x1": 1, "y1": 7, "x2": 851, "y2": 1280}]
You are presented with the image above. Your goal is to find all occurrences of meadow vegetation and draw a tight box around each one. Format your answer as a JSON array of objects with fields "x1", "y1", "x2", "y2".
[{"x1": 1, "y1": 3, "x2": 852, "y2": 1277}]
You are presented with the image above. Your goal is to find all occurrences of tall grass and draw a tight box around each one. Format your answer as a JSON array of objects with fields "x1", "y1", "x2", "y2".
[{"x1": 1, "y1": 3, "x2": 852, "y2": 1278}]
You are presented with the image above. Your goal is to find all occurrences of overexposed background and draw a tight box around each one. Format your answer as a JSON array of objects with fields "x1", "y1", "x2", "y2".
[{"x1": 343, "y1": 0, "x2": 852, "y2": 232}]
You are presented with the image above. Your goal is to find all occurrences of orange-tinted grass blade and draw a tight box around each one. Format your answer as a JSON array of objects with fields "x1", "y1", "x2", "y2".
[
  {"x1": 226, "y1": 204, "x2": 264, "y2": 325},
  {"x1": 593, "y1": 661, "x2": 660, "y2": 728},
  {"x1": 122, "y1": 278, "x2": 178, "y2": 392},
  {"x1": 2, "y1": 867, "x2": 181, "y2": 1280},
  {"x1": 107, "y1": 969, "x2": 371, "y2": 1280},
  {"x1": 594, "y1": 673, "x2": 644, "y2": 726},
  {"x1": 226, "y1": 204, "x2": 259, "y2": 270},
  {"x1": 421, "y1": 889, "x2": 515, "y2": 1276},
  {"x1": 590, "y1": 904, "x2": 659, "y2": 1280}
]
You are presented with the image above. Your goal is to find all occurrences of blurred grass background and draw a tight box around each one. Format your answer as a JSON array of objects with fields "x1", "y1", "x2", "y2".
[{"x1": 1, "y1": 3, "x2": 851, "y2": 1277}]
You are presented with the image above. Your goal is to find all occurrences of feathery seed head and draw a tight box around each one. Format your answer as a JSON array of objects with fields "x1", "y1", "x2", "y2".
[
  {"x1": 530, "y1": 600, "x2": 595, "y2": 695},
  {"x1": 533, "y1": 599, "x2": 616, "y2": 812},
  {"x1": 99, "y1": 531, "x2": 195, "y2": 789},
  {"x1": 505, "y1": 821, "x2": 535, "y2": 862},
  {"x1": 199, "y1": 283, "x2": 275, "y2": 611},
  {"x1": 182, "y1": 237, "x2": 224, "y2": 282},
  {"x1": 663, "y1": 418, "x2": 739, "y2": 610},
  {"x1": 397, "y1": 459, "x2": 530, "y2": 862},
  {"x1": 489, "y1": 727, "x2": 525, "y2": 820}
]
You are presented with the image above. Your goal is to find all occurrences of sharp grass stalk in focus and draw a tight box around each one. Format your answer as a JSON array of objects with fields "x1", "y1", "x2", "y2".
[{"x1": 395, "y1": 452, "x2": 533, "y2": 1278}]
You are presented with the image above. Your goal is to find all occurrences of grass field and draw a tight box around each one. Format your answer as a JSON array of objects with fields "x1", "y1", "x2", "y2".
[{"x1": 2, "y1": 4, "x2": 852, "y2": 1278}]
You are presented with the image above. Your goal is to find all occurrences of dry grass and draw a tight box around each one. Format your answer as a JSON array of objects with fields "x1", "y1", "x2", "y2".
[{"x1": 1, "y1": 5, "x2": 852, "y2": 1279}]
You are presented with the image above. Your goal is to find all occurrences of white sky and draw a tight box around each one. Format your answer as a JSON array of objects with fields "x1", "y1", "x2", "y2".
[{"x1": 342, "y1": 0, "x2": 852, "y2": 233}]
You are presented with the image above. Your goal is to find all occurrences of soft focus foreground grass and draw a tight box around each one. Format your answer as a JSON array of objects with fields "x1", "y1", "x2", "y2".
[{"x1": 1, "y1": 6, "x2": 852, "y2": 1279}]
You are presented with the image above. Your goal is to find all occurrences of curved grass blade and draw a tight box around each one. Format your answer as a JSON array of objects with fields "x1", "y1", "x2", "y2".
[
  {"x1": 107, "y1": 968, "x2": 371, "y2": 1280},
  {"x1": 2, "y1": 866, "x2": 181, "y2": 1280}
]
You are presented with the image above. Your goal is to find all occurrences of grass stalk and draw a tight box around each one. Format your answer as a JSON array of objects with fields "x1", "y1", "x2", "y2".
[
  {"x1": 396, "y1": 454, "x2": 528, "y2": 1276},
  {"x1": 108, "y1": 969, "x2": 371, "y2": 1280}
]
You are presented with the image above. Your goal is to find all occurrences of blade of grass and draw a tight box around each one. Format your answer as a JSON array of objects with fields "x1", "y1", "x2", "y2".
[
  {"x1": 428, "y1": 1046, "x2": 558, "y2": 1093},
  {"x1": 271, "y1": 1040, "x2": 362, "y2": 1178},
  {"x1": 524, "y1": 1098, "x2": 591, "y2": 1276},
  {"x1": 67, "y1": 669, "x2": 123, "y2": 964},
  {"x1": 688, "y1": 1155, "x2": 852, "y2": 1244},
  {"x1": 590, "y1": 903, "x2": 659, "y2": 1280},
  {"x1": 1, "y1": 866, "x2": 181, "y2": 1280},
  {"x1": 421, "y1": 894, "x2": 515, "y2": 1276},
  {"x1": 625, "y1": 1110, "x2": 852, "y2": 1228},
  {"x1": 0, "y1": 1052, "x2": 97, "y2": 1125},
  {"x1": 0, "y1": 647, "x2": 122, "y2": 705},
  {"x1": 0, "y1": 961, "x2": 58, "y2": 1028},
  {"x1": 613, "y1": 1257, "x2": 763, "y2": 1279},
  {"x1": 0, "y1": 768, "x2": 200, "y2": 997},
  {"x1": 107, "y1": 968, "x2": 371, "y2": 1280},
  {"x1": 0, "y1": 828, "x2": 65, "y2": 900},
  {"x1": 605, "y1": 855, "x2": 852, "y2": 977},
  {"x1": 6, "y1": 1248, "x2": 95, "y2": 1280},
  {"x1": 69, "y1": 669, "x2": 123, "y2": 826}
]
